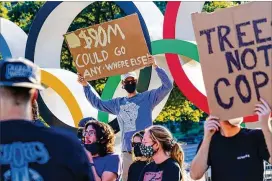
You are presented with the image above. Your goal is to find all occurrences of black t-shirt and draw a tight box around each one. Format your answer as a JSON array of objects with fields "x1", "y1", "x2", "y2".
[
  {"x1": 127, "y1": 160, "x2": 148, "y2": 181},
  {"x1": 197, "y1": 128, "x2": 270, "y2": 181},
  {"x1": 138, "y1": 158, "x2": 182, "y2": 181},
  {"x1": 0, "y1": 120, "x2": 94, "y2": 181}
]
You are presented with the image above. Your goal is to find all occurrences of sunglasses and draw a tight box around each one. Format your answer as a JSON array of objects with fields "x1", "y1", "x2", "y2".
[
  {"x1": 131, "y1": 142, "x2": 142, "y2": 147},
  {"x1": 124, "y1": 80, "x2": 136, "y2": 84}
]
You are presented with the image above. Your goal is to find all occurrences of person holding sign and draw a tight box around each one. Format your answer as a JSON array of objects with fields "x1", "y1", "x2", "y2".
[
  {"x1": 190, "y1": 98, "x2": 272, "y2": 181},
  {"x1": 78, "y1": 55, "x2": 173, "y2": 181}
]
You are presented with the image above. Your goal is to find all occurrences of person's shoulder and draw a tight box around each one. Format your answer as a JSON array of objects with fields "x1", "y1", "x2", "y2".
[
  {"x1": 104, "y1": 153, "x2": 121, "y2": 162},
  {"x1": 240, "y1": 128, "x2": 263, "y2": 136},
  {"x1": 143, "y1": 161, "x2": 156, "y2": 169},
  {"x1": 166, "y1": 158, "x2": 181, "y2": 169},
  {"x1": 130, "y1": 161, "x2": 141, "y2": 168}
]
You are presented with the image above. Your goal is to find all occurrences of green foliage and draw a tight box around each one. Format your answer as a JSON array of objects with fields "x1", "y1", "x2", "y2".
[
  {"x1": 156, "y1": 83, "x2": 206, "y2": 123},
  {"x1": 7, "y1": 2, "x2": 45, "y2": 34},
  {"x1": 0, "y1": 2, "x2": 10, "y2": 19},
  {"x1": 203, "y1": 1, "x2": 239, "y2": 13},
  {"x1": 0, "y1": 52, "x2": 3, "y2": 60},
  {"x1": 153, "y1": 1, "x2": 167, "y2": 14}
]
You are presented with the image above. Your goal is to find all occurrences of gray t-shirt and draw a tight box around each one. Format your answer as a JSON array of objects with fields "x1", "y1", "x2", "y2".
[
  {"x1": 93, "y1": 154, "x2": 122, "y2": 181},
  {"x1": 83, "y1": 67, "x2": 173, "y2": 151}
]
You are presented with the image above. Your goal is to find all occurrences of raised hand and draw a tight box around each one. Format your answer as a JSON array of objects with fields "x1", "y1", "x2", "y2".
[
  {"x1": 255, "y1": 98, "x2": 271, "y2": 124},
  {"x1": 204, "y1": 116, "x2": 220, "y2": 139},
  {"x1": 77, "y1": 73, "x2": 88, "y2": 86}
]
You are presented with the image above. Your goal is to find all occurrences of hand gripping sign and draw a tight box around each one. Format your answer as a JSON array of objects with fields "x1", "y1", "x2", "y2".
[{"x1": 64, "y1": 14, "x2": 152, "y2": 81}]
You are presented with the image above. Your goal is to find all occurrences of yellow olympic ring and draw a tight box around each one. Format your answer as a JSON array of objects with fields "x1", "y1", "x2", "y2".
[{"x1": 41, "y1": 69, "x2": 83, "y2": 127}]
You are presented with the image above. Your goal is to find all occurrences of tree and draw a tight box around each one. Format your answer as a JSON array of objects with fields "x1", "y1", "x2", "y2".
[
  {"x1": 7, "y1": 2, "x2": 45, "y2": 34},
  {"x1": 203, "y1": 1, "x2": 239, "y2": 13},
  {"x1": 156, "y1": 83, "x2": 206, "y2": 123},
  {"x1": 153, "y1": 1, "x2": 167, "y2": 14},
  {"x1": 0, "y1": 2, "x2": 10, "y2": 19}
]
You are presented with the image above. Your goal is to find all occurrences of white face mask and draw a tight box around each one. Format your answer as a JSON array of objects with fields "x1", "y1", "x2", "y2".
[{"x1": 228, "y1": 117, "x2": 243, "y2": 126}]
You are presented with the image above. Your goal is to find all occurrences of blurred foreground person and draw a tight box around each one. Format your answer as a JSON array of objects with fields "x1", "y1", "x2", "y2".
[
  {"x1": 190, "y1": 98, "x2": 272, "y2": 181},
  {"x1": 0, "y1": 58, "x2": 94, "y2": 181}
]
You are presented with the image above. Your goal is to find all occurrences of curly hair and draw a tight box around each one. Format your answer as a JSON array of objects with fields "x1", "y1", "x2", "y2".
[{"x1": 85, "y1": 120, "x2": 115, "y2": 156}]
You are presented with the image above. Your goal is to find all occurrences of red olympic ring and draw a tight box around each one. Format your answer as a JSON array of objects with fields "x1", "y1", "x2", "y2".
[{"x1": 163, "y1": 2, "x2": 258, "y2": 122}]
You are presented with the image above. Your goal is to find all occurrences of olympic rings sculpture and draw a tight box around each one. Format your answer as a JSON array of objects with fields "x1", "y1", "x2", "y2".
[{"x1": 0, "y1": 2, "x2": 259, "y2": 130}]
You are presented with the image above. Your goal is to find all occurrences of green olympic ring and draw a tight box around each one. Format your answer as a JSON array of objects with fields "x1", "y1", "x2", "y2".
[{"x1": 98, "y1": 39, "x2": 199, "y2": 123}]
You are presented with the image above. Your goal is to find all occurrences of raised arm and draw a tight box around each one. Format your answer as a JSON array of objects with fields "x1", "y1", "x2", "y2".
[
  {"x1": 190, "y1": 116, "x2": 220, "y2": 180},
  {"x1": 255, "y1": 98, "x2": 272, "y2": 164},
  {"x1": 78, "y1": 73, "x2": 118, "y2": 115},
  {"x1": 148, "y1": 61, "x2": 173, "y2": 107}
]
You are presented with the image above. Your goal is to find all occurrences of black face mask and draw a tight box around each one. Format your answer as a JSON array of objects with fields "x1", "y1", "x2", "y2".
[
  {"x1": 84, "y1": 143, "x2": 99, "y2": 155},
  {"x1": 133, "y1": 143, "x2": 143, "y2": 157},
  {"x1": 124, "y1": 82, "x2": 137, "y2": 93}
]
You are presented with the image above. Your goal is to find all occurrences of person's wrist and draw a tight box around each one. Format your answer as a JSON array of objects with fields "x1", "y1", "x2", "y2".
[
  {"x1": 89, "y1": 162, "x2": 95, "y2": 167},
  {"x1": 203, "y1": 134, "x2": 213, "y2": 141},
  {"x1": 260, "y1": 119, "x2": 270, "y2": 130}
]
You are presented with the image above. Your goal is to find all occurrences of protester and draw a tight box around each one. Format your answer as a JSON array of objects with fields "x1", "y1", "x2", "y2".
[
  {"x1": 190, "y1": 98, "x2": 272, "y2": 181},
  {"x1": 0, "y1": 58, "x2": 94, "y2": 181},
  {"x1": 78, "y1": 55, "x2": 173, "y2": 181},
  {"x1": 78, "y1": 117, "x2": 96, "y2": 144},
  {"x1": 84, "y1": 120, "x2": 122, "y2": 181},
  {"x1": 79, "y1": 117, "x2": 97, "y2": 128},
  {"x1": 138, "y1": 125, "x2": 184, "y2": 181},
  {"x1": 127, "y1": 131, "x2": 150, "y2": 181}
]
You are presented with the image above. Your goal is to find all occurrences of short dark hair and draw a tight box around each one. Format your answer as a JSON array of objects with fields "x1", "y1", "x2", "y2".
[
  {"x1": 85, "y1": 120, "x2": 115, "y2": 156},
  {"x1": 132, "y1": 130, "x2": 144, "y2": 141},
  {"x1": 78, "y1": 117, "x2": 96, "y2": 127},
  {"x1": 0, "y1": 87, "x2": 32, "y2": 105}
]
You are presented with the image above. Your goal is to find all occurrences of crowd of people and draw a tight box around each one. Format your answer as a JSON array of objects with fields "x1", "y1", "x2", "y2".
[{"x1": 0, "y1": 56, "x2": 271, "y2": 181}]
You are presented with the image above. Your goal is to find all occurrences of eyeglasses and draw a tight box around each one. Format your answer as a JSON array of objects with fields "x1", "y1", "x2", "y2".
[
  {"x1": 83, "y1": 130, "x2": 96, "y2": 136},
  {"x1": 131, "y1": 142, "x2": 142, "y2": 147}
]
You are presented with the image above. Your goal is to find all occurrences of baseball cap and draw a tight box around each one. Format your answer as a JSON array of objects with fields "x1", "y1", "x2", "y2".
[
  {"x1": 121, "y1": 71, "x2": 137, "y2": 81},
  {"x1": 0, "y1": 57, "x2": 44, "y2": 90}
]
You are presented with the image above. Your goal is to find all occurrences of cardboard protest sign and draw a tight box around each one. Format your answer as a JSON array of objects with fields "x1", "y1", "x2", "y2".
[
  {"x1": 64, "y1": 14, "x2": 151, "y2": 81},
  {"x1": 192, "y1": 2, "x2": 272, "y2": 120}
]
